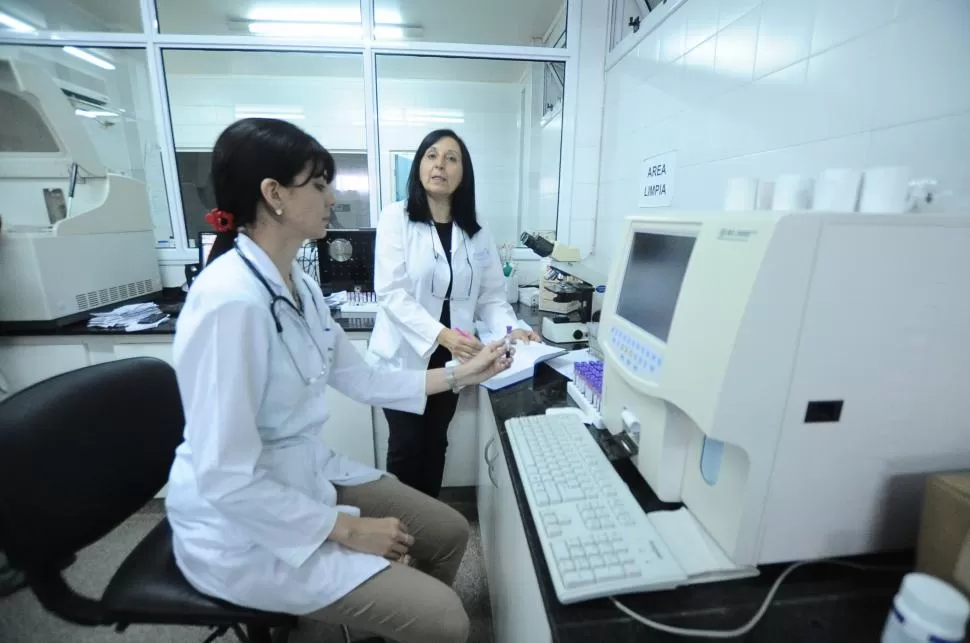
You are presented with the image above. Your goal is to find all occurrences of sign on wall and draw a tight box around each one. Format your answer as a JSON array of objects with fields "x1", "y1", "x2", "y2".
[{"x1": 638, "y1": 150, "x2": 677, "y2": 208}]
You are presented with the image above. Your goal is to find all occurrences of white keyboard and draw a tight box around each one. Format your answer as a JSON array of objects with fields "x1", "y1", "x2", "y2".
[{"x1": 505, "y1": 414, "x2": 687, "y2": 604}]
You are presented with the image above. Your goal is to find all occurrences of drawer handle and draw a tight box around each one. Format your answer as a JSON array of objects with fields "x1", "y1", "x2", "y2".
[{"x1": 484, "y1": 436, "x2": 496, "y2": 464}]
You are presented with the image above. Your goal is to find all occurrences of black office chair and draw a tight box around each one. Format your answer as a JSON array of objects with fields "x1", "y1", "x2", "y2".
[{"x1": 0, "y1": 358, "x2": 297, "y2": 643}]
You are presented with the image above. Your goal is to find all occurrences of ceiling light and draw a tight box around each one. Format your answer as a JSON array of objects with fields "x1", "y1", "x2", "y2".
[
  {"x1": 62, "y1": 46, "x2": 115, "y2": 71},
  {"x1": 75, "y1": 109, "x2": 117, "y2": 118},
  {"x1": 235, "y1": 105, "x2": 306, "y2": 121},
  {"x1": 0, "y1": 11, "x2": 35, "y2": 32},
  {"x1": 248, "y1": 21, "x2": 362, "y2": 39},
  {"x1": 249, "y1": 6, "x2": 361, "y2": 23}
]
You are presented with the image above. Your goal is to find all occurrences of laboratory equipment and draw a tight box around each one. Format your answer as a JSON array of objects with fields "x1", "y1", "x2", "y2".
[
  {"x1": 532, "y1": 260, "x2": 606, "y2": 345},
  {"x1": 596, "y1": 210, "x2": 970, "y2": 580},
  {"x1": 519, "y1": 231, "x2": 581, "y2": 262},
  {"x1": 505, "y1": 413, "x2": 691, "y2": 603},
  {"x1": 317, "y1": 228, "x2": 376, "y2": 294},
  {"x1": 881, "y1": 573, "x2": 969, "y2": 643},
  {"x1": 0, "y1": 56, "x2": 161, "y2": 328}
]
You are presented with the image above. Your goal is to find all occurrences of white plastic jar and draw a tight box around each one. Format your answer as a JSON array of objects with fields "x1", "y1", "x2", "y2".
[{"x1": 882, "y1": 573, "x2": 969, "y2": 643}]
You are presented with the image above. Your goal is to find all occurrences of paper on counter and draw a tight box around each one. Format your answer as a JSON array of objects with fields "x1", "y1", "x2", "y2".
[
  {"x1": 89, "y1": 303, "x2": 167, "y2": 332},
  {"x1": 474, "y1": 318, "x2": 533, "y2": 344}
]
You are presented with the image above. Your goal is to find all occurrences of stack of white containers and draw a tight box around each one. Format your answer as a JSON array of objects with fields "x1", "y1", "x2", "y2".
[{"x1": 722, "y1": 166, "x2": 936, "y2": 214}]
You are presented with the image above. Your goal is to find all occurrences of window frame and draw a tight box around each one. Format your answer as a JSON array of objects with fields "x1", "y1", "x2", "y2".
[{"x1": 0, "y1": 0, "x2": 580, "y2": 265}]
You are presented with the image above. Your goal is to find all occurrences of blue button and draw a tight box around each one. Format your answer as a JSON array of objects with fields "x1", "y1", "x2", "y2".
[{"x1": 649, "y1": 365, "x2": 655, "y2": 372}]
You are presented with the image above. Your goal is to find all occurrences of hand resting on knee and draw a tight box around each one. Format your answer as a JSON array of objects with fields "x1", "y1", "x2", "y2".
[{"x1": 329, "y1": 515, "x2": 415, "y2": 562}]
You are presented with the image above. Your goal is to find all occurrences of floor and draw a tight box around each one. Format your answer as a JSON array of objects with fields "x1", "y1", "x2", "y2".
[{"x1": 0, "y1": 499, "x2": 493, "y2": 643}]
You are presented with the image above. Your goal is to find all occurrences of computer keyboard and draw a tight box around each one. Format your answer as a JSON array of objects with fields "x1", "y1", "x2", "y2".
[{"x1": 505, "y1": 414, "x2": 687, "y2": 604}]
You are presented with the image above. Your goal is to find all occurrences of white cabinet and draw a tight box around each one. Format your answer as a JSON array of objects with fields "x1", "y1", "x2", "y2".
[
  {"x1": 480, "y1": 389, "x2": 552, "y2": 643},
  {"x1": 0, "y1": 342, "x2": 90, "y2": 395},
  {"x1": 321, "y1": 339, "x2": 376, "y2": 467},
  {"x1": 373, "y1": 384, "x2": 481, "y2": 489},
  {"x1": 0, "y1": 334, "x2": 378, "y2": 499},
  {"x1": 113, "y1": 342, "x2": 174, "y2": 365},
  {"x1": 477, "y1": 386, "x2": 498, "y2": 561}
]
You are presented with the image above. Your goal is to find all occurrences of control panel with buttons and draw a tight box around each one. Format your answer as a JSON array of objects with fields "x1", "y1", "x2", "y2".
[{"x1": 609, "y1": 326, "x2": 663, "y2": 377}]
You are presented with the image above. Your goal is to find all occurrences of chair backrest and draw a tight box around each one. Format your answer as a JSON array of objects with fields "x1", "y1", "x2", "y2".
[{"x1": 0, "y1": 357, "x2": 184, "y2": 576}]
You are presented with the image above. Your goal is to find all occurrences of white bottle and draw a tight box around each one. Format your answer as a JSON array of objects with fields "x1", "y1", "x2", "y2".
[{"x1": 881, "y1": 573, "x2": 969, "y2": 643}]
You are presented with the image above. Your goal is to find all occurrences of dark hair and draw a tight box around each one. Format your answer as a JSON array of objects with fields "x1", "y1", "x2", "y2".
[
  {"x1": 406, "y1": 129, "x2": 481, "y2": 238},
  {"x1": 205, "y1": 118, "x2": 336, "y2": 265}
]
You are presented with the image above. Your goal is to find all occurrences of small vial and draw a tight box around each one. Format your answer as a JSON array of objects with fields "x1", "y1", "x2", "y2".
[{"x1": 504, "y1": 325, "x2": 513, "y2": 359}]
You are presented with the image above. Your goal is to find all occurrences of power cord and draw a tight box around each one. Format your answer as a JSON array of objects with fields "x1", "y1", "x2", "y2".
[{"x1": 610, "y1": 560, "x2": 908, "y2": 639}]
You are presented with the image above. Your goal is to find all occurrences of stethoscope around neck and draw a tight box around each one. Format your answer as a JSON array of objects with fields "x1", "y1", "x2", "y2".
[{"x1": 234, "y1": 240, "x2": 333, "y2": 385}]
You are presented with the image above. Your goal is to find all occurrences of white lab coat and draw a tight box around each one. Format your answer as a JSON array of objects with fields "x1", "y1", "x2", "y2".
[
  {"x1": 165, "y1": 234, "x2": 427, "y2": 615},
  {"x1": 368, "y1": 200, "x2": 517, "y2": 372}
]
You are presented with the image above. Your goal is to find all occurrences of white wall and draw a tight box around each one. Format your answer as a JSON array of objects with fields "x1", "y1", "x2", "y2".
[
  {"x1": 167, "y1": 74, "x2": 523, "y2": 244},
  {"x1": 565, "y1": 0, "x2": 608, "y2": 256},
  {"x1": 593, "y1": 0, "x2": 970, "y2": 274}
]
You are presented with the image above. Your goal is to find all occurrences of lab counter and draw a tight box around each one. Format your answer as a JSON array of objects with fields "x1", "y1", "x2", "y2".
[
  {"x1": 0, "y1": 288, "x2": 375, "y2": 336},
  {"x1": 0, "y1": 295, "x2": 912, "y2": 641},
  {"x1": 485, "y1": 372, "x2": 911, "y2": 642}
]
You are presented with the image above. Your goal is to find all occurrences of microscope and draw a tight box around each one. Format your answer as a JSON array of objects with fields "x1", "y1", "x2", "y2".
[{"x1": 519, "y1": 232, "x2": 606, "y2": 346}]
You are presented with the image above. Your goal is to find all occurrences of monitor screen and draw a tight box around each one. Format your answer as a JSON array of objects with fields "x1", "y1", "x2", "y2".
[
  {"x1": 615, "y1": 232, "x2": 697, "y2": 342},
  {"x1": 199, "y1": 232, "x2": 217, "y2": 268}
]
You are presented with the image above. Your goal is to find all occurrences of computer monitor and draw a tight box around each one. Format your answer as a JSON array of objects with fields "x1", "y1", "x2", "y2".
[
  {"x1": 198, "y1": 232, "x2": 217, "y2": 268},
  {"x1": 614, "y1": 232, "x2": 696, "y2": 344}
]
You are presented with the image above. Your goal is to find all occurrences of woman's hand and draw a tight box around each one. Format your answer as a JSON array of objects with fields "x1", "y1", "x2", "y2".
[
  {"x1": 455, "y1": 340, "x2": 514, "y2": 386},
  {"x1": 437, "y1": 328, "x2": 484, "y2": 362},
  {"x1": 330, "y1": 515, "x2": 414, "y2": 561},
  {"x1": 510, "y1": 328, "x2": 541, "y2": 345}
]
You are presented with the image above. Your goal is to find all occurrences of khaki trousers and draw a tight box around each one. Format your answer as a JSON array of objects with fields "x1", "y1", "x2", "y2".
[{"x1": 305, "y1": 476, "x2": 471, "y2": 643}]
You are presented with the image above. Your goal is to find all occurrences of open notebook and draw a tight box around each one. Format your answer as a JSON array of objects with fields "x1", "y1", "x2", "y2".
[{"x1": 475, "y1": 320, "x2": 567, "y2": 391}]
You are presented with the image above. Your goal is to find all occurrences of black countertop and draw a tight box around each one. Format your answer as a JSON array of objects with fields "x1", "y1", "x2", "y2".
[
  {"x1": 486, "y1": 372, "x2": 910, "y2": 642},
  {"x1": 0, "y1": 288, "x2": 375, "y2": 336}
]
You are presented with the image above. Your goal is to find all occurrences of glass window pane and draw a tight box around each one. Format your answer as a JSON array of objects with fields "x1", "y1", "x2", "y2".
[
  {"x1": 374, "y1": 0, "x2": 566, "y2": 47},
  {"x1": 0, "y1": 45, "x2": 172, "y2": 246},
  {"x1": 611, "y1": 0, "x2": 645, "y2": 50},
  {"x1": 156, "y1": 0, "x2": 362, "y2": 37},
  {"x1": 162, "y1": 50, "x2": 368, "y2": 248},
  {"x1": 0, "y1": 1, "x2": 142, "y2": 32},
  {"x1": 375, "y1": 55, "x2": 563, "y2": 249}
]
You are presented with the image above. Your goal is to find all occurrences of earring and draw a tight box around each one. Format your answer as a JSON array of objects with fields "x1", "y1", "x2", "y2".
[{"x1": 274, "y1": 208, "x2": 283, "y2": 216}]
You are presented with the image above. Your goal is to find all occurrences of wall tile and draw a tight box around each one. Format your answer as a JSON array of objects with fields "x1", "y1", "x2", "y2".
[
  {"x1": 755, "y1": 0, "x2": 815, "y2": 78},
  {"x1": 658, "y1": 9, "x2": 688, "y2": 64},
  {"x1": 811, "y1": 0, "x2": 897, "y2": 54},
  {"x1": 714, "y1": 6, "x2": 760, "y2": 92},
  {"x1": 873, "y1": 0, "x2": 970, "y2": 129},
  {"x1": 683, "y1": 0, "x2": 721, "y2": 52},
  {"x1": 718, "y1": 0, "x2": 762, "y2": 29},
  {"x1": 681, "y1": 36, "x2": 718, "y2": 103}
]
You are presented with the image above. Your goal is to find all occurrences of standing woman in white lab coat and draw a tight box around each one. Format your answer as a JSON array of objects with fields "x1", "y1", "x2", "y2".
[
  {"x1": 166, "y1": 118, "x2": 513, "y2": 643},
  {"x1": 369, "y1": 129, "x2": 540, "y2": 499}
]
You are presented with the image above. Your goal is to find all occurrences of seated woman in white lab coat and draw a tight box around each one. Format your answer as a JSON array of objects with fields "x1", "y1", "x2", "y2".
[
  {"x1": 165, "y1": 118, "x2": 513, "y2": 643},
  {"x1": 369, "y1": 129, "x2": 540, "y2": 499}
]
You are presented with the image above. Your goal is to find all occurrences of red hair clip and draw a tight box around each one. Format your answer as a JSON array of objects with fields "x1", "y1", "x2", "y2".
[{"x1": 205, "y1": 208, "x2": 235, "y2": 233}]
